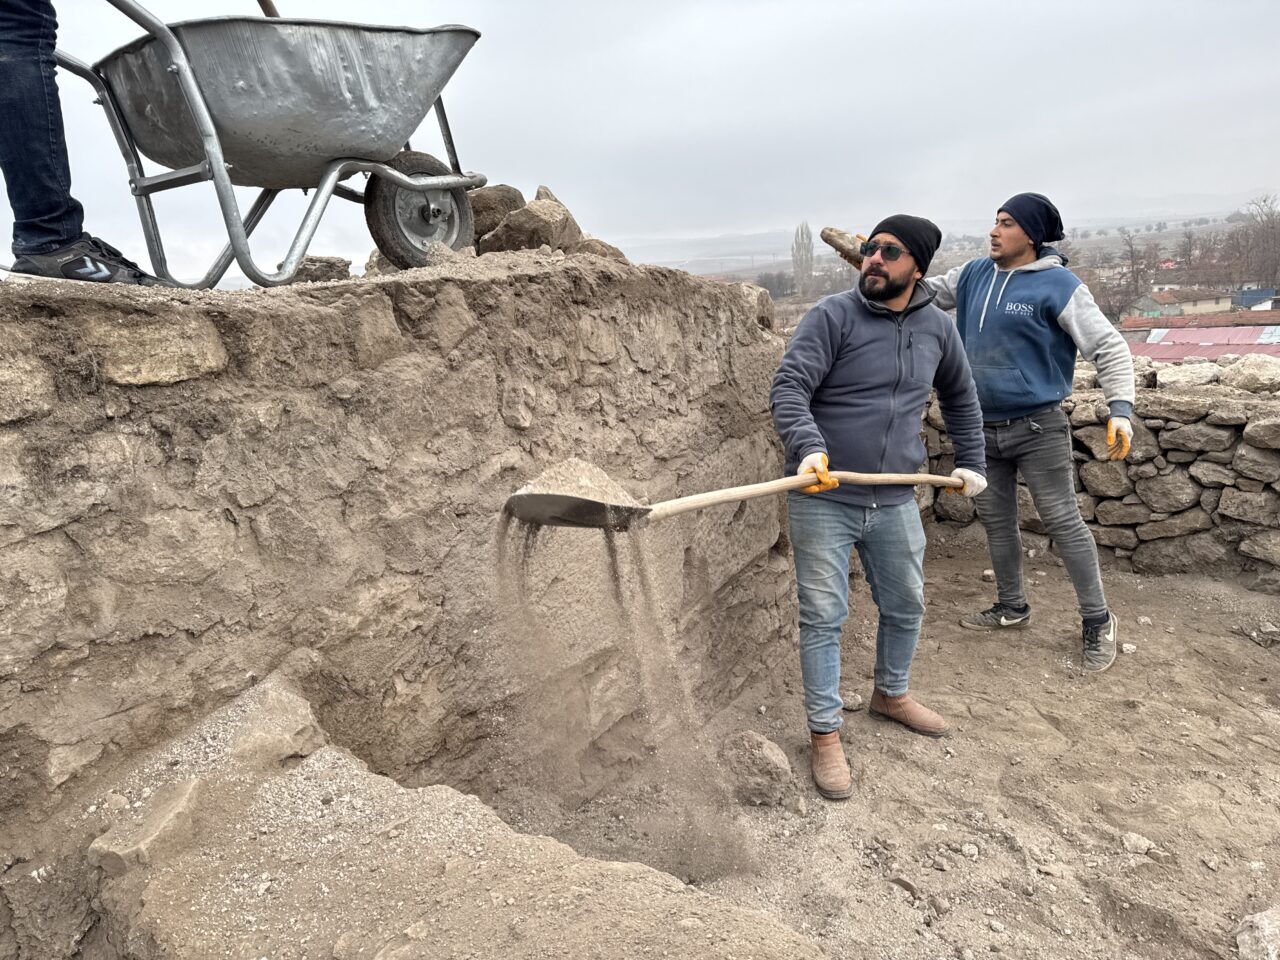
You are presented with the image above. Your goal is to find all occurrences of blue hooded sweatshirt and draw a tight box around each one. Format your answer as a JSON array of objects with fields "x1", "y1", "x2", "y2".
[
  {"x1": 770, "y1": 282, "x2": 986, "y2": 508},
  {"x1": 926, "y1": 247, "x2": 1134, "y2": 422}
]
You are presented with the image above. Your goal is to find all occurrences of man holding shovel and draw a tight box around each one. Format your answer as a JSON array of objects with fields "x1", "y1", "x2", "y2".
[{"x1": 771, "y1": 214, "x2": 987, "y2": 800}]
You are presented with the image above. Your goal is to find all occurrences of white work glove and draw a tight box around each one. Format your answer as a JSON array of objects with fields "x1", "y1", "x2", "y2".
[
  {"x1": 950, "y1": 467, "x2": 987, "y2": 498},
  {"x1": 1105, "y1": 416, "x2": 1132, "y2": 461},
  {"x1": 797, "y1": 451, "x2": 839, "y2": 494}
]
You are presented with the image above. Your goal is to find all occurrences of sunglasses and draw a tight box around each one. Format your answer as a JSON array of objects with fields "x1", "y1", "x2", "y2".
[{"x1": 859, "y1": 240, "x2": 911, "y2": 263}]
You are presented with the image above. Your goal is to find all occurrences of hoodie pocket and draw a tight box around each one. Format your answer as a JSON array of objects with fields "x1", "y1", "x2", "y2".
[{"x1": 972, "y1": 364, "x2": 1039, "y2": 413}]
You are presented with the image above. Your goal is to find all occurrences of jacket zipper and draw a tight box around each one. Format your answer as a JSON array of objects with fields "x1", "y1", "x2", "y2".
[{"x1": 873, "y1": 318, "x2": 906, "y2": 508}]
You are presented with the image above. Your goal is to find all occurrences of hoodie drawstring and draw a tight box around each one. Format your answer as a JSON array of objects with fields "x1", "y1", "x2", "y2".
[{"x1": 977, "y1": 269, "x2": 1020, "y2": 332}]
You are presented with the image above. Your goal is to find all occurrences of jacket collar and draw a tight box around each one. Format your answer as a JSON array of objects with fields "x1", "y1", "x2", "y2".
[{"x1": 853, "y1": 279, "x2": 938, "y2": 318}]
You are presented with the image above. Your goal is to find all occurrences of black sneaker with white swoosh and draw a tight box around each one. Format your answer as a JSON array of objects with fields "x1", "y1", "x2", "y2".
[
  {"x1": 8, "y1": 234, "x2": 166, "y2": 286},
  {"x1": 959, "y1": 602, "x2": 1032, "y2": 631}
]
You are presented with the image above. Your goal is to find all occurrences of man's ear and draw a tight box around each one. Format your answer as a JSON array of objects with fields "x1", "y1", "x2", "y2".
[{"x1": 913, "y1": 268, "x2": 923, "y2": 282}]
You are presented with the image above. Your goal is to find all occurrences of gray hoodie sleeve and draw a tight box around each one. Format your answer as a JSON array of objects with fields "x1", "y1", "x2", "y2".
[
  {"x1": 770, "y1": 303, "x2": 842, "y2": 465},
  {"x1": 1056, "y1": 283, "x2": 1135, "y2": 419},
  {"x1": 923, "y1": 264, "x2": 966, "y2": 312},
  {"x1": 931, "y1": 321, "x2": 986, "y2": 475}
]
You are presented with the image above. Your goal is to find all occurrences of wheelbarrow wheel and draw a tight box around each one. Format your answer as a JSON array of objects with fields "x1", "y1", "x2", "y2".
[{"x1": 365, "y1": 150, "x2": 475, "y2": 268}]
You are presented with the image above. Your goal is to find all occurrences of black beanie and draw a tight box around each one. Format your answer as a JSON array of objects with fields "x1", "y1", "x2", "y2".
[
  {"x1": 868, "y1": 214, "x2": 942, "y2": 273},
  {"x1": 999, "y1": 192, "x2": 1064, "y2": 249}
]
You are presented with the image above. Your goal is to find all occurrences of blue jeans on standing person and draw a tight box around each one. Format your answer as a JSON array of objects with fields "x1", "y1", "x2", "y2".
[
  {"x1": 787, "y1": 494, "x2": 927, "y2": 734},
  {"x1": 0, "y1": 0, "x2": 86, "y2": 256},
  {"x1": 975, "y1": 406, "x2": 1108, "y2": 623}
]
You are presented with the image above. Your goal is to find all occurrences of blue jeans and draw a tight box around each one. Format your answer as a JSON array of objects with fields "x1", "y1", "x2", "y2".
[
  {"x1": 975, "y1": 407, "x2": 1108, "y2": 622},
  {"x1": 787, "y1": 494, "x2": 926, "y2": 734},
  {"x1": 0, "y1": 0, "x2": 85, "y2": 255}
]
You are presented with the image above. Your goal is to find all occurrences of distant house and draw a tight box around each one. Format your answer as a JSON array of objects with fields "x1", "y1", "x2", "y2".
[
  {"x1": 1126, "y1": 288, "x2": 1233, "y2": 318},
  {"x1": 1234, "y1": 287, "x2": 1277, "y2": 309},
  {"x1": 1251, "y1": 297, "x2": 1277, "y2": 311},
  {"x1": 1119, "y1": 308, "x2": 1280, "y2": 358}
]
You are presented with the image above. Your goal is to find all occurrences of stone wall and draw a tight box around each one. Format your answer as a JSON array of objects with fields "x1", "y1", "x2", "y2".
[{"x1": 922, "y1": 353, "x2": 1280, "y2": 589}]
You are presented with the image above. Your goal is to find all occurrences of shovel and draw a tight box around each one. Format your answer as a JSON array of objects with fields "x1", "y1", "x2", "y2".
[{"x1": 504, "y1": 471, "x2": 963, "y2": 531}]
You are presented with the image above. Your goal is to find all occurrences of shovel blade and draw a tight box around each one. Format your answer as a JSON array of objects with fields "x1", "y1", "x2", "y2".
[{"x1": 503, "y1": 492, "x2": 651, "y2": 531}]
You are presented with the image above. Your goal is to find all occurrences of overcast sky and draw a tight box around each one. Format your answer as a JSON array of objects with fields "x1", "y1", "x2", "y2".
[{"x1": 4, "y1": 0, "x2": 1278, "y2": 281}]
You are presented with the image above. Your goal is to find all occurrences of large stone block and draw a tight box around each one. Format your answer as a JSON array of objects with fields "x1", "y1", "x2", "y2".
[
  {"x1": 1134, "y1": 469, "x2": 1202, "y2": 513},
  {"x1": 1075, "y1": 420, "x2": 1158, "y2": 463},
  {"x1": 1095, "y1": 499, "x2": 1152, "y2": 525},
  {"x1": 88, "y1": 778, "x2": 205, "y2": 877},
  {"x1": 1240, "y1": 531, "x2": 1280, "y2": 567},
  {"x1": 1244, "y1": 417, "x2": 1280, "y2": 450},
  {"x1": 1079, "y1": 460, "x2": 1134, "y2": 498},
  {"x1": 1156, "y1": 362, "x2": 1219, "y2": 389},
  {"x1": 478, "y1": 199, "x2": 583, "y2": 254},
  {"x1": 1158, "y1": 422, "x2": 1237, "y2": 452},
  {"x1": 1218, "y1": 488, "x2": 1280, "y2": 527},
  {"x1": 1132, "y1": 531, "x2": 1237, "y2": 574},
  {"x1": 84, "y1": 314, "x2": 228, "y2": 385},
  {"x1": 1234, "y1": 444, "x2": 1280, "y2": 482},
  {"x1": 1189, "y1": 460, "x2": 1237, "y2": 488},
  {"x1": 1135, "y1": 507, "x2": 1212, "y2": 540},
  {"x1": 1134, "y1": 391, "x2": 1213, "y2": 422},
  {"x1": 1088, "y1": 523, "x2": 1139, "y2": 550},
  {"x1": 0, "y1": 354, "x2": 56, "y2": 423},
  {"x1": 469, "y1": 183, "x2": 527, "y2": 239},
  {"x1": 1220, "y1": 354, "x2": 1280, "y2": 393},
  {"x1": 1236, "y1": 905, "x2": 1280, "y2": 960}
]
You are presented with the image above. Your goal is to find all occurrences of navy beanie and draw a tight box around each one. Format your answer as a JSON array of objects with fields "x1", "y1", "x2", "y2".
[
  {"x1": 999, "y1": 193, "x2": 1064, "y2": 249},
  {"x1": 869, "y1": 214, "x2": 942, "y2": 273}
]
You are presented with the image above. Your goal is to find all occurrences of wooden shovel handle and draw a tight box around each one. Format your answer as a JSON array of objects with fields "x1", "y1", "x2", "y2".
[
  {"x1": 645, "y1": 471, "x2": 962, "y2": 523},
  {"x1": 257, "y1": 0, "x2": 281, "y2": 16}
]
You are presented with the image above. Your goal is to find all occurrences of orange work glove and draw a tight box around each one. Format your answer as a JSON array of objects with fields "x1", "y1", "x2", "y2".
[
  {"x1": 1105, "y1": 417, "x2": 1132, "y2": 461},
  {"x1": 797, "y1": 452, "x2": 839, "y2": 494}
]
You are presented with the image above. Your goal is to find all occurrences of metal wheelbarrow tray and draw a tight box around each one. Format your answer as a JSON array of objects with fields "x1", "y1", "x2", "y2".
[{"x1": 53, "y1": 1, "x2": 487, "y2": 288}]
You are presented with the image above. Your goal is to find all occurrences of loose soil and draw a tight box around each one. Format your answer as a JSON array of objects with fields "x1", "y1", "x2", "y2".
[{"x1": 486, "y1": 521, "x2": 1280, "y2": 960}]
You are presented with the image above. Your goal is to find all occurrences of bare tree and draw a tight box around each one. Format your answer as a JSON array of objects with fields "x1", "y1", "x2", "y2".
[
  {"x1": 1247, "y1": 194, "x2": 1280, "y2": 287},
  {"x1": 792, "y1": 222, "x2": 814, "y2": 297}
]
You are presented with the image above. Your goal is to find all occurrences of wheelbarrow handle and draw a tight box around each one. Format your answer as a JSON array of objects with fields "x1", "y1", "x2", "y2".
[
  {"x1": 257, "y1": 0, "x2": 281, "y2": 17},
  {"x1": 645, "y1": 471, "x2": 963, "y2": 524}
]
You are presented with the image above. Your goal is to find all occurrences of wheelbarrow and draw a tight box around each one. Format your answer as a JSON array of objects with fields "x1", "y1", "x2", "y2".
[{"x1": 52, "y1": 0, "x2": 487, "y2": 288}]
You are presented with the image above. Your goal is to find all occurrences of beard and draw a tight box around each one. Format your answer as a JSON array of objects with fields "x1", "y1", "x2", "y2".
[{"x1": 859, "y1": 269, "x2": 910, "y2": 302}]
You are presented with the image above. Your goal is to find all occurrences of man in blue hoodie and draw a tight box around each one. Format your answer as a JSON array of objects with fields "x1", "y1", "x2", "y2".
[
  {"x1": 771, "y1": 214, "x2": 987, "y2": 800},
  {"x1": 924, "y1": 194, "x2": 1135, "y2": 674}
]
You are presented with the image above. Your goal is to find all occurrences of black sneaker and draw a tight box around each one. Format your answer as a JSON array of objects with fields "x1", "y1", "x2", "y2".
[
  {"x1": 959, "y1": 602, "x2": 1031, "y2": 631},
  {"x1": 1082, "y1": 614, "x2": 1118, "y2": 674},
  {"x1": 9, "y1": 234, "x2": 165, "y2": 286}
]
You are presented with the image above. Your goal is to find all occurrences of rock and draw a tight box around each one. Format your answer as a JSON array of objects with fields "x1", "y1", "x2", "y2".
[
  {"x1": 1134, "y1": 469, "x2": 1201, "y2": 513},
  {"x1": 1073, "y1": 365, "x2": 1098, "y2": 390},
  {"x1": 1135, "y1": 391, "x2": 1214, "y2": 422},
  {"x1": 88, "y1": 778, "x2": 205, "y2": 877},
  {"x1": 1089, "y1": 524, "x2": 1139, "y2": 550},
  {"x1": 1188, "y1": 461, "x2": 1237, "y2": 488},
  {"x1": 1240, "y1": 531, "x2": 1280, "y2": 567},
  {"x1": 1017, "y1": 484, "x2": 1044, "y2": 533},
  {"x1": 840, "y1": 691, "x2": 865, "y2": 712},
  {"x1": 719, "y1": 731, "x2": 794, "y2": 806},
  {"x1": 1244, "y1": 417, "x2": 1280, "y2": 450},
  {"x1": 1121, "y1": 643, "x2": 1138, "y2": 654},
  {"x1": 468, "y1": 184, "x2": 526, "y2": 239},
  {"x1": 982, "y1": 568, "x2": 996, "y2": 582},
  {"x1": 935, "y1": 490, "x2": 977, "y2": 523},
  {"x1": 1156, "y1": 362, "x2": 1219, "y2": 388},
  {"x1": 1166, "y1": 449, "x2": 1198, "y2": 463},
  {"x1": 478, "y1": 198, "x2": 583, "y2": 254},
  {"x1": 83, "y1": 314, "x2": 228, "y2": 386},
  {"x1": 1121, "y1": 832, "x2": 1155, "y2": 854},
  {"x1": 1235, "y1": 905, "x2": 1280, "y2": 960},
  {"x1": 533, "y1": 184, "x2": 562, "y2": 204},
  {"x1": 1240, "y1": 478, "x2": 1267, "y2": 493},
  {"x1": 1159, "y1": 422, "x2": 1237, "y2": 452},
  {"x1": 230, "y1": 686, "x2": 327, "y2": 768},
  {"x1": 1201, "y1": 489, "x2": 1223, "y2": 514},
  {"x1": 1079, "y1": 461, "x2": 1134, "y2": 498},
  {"x1": 363, "y1": 248, "x2": 398, "y2": 276},
  {"x1": 1077, "y1": 491, "x2": 1097, "y2": 522},
  {"x1": 282, "y1": 255, "x2": 351, "y2": 283},
  {"x1": 1220, "y1": 354, "x2": 1280, "y2": 392},
  {"x1": 1234, "y1": 444, "x2": 1280, "y2": 482},
  {"x1": 1128, "y1": 462, "x2": 1159, "y2": 480},
  {"x1": 1069, "y1": 398, "x2": 1105, "y2": 426},
  {"x1": 1136, "y1": 507, "x2": 1212, "y2": 540},
  {"x1": 1207, "y1": 399, "x2": 1249, "y2": 425},
  {"x1": 575, "y1": 237, "x2": 630, "y2": 263},
  {"x1": 0, "y1": 354, "x2": 57, "y2": 423},
  {"x1": 1095, "y1": 500, "x2": 1152, "y2": 526},
  {"x1": 1132, "y1": 531, "x2": 1238, "y2": 574},
  {"x1": 1219, "y1": 488, "x2": 1280, "y2": 527}
]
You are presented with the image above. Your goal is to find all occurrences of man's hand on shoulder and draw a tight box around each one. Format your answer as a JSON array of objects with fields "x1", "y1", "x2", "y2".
[
  {"x1": 798, "y1": 452, "x2": 839, "y2": 494},
  {"x1": 1105, "y1": 417, "x2": 1132, "y2": 460}
]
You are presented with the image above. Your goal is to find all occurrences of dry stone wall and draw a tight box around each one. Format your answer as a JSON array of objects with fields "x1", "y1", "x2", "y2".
[{"x1": 923, "y1": 354, "x2": 1280, "y2": 589}]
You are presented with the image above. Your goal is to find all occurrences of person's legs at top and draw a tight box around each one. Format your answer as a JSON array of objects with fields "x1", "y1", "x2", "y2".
[
  {"x1": 856, "y1": 501, "x2": 949, "y2": 737},
  {"x1": 0, "y1": 1, "x2": 162, "y2": 284},
  {"x1": 0, "y1": 0, "x2": 85, "y2": 255},
  {"x1": 961, "y1": 423, "x2": 1032, "y2": 629},
  {"x1": 787, "y1": 491, "x2": 859, "y2": 799}
]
